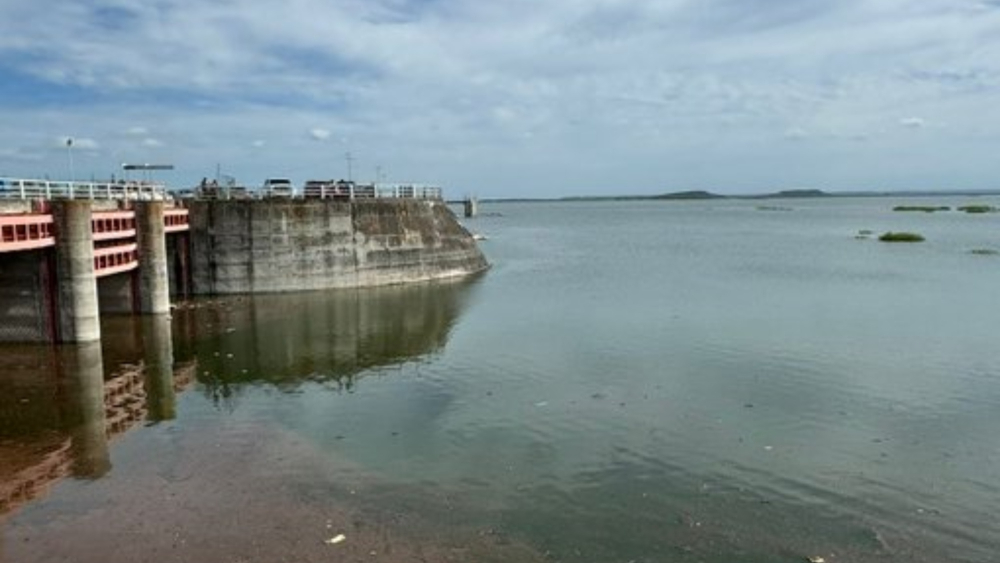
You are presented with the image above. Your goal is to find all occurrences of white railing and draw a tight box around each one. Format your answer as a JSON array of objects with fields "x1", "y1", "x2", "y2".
[
  {"x1": 0, "y1": 177, "x2": 171, "y2": 201},
  {"x1": 372, "y1": 183, "x2": 442, "y2": 200},
  {"x1": 290, "y1": 181, "x2": 442, "y2": 201}
]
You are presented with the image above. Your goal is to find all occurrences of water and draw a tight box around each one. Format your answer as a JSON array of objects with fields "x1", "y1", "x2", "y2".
[{"x1": 2, "y1": 197, "x2": 1000, "y2": 562}]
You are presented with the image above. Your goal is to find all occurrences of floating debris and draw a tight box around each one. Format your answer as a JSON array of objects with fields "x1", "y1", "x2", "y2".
[
  {"x1": 325, "y1": 534, "x2": 346, "y2": 545},
  {"x1": 879, "y1": 232, "x2": 924, "y2": 243}
]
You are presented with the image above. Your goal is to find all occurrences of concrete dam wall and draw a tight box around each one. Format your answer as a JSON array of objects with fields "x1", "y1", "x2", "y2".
[{"x1": 188, "y1": 199, "x2": 488, "y2": 294}]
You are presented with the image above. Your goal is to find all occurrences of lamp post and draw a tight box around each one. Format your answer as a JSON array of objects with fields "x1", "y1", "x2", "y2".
[
  {"x1": 345, "y1": 152, "x2": 353, "y2": 182},
  {"x1": 66, "y1": 137, "x2": 75, "y2": 183}
]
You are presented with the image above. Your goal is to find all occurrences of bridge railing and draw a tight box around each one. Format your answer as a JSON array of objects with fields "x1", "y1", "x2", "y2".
[
  {"x1": 372, "y1": 183, "x2": 442, "y2": 200},
  {"x1": 0, "y1": 178, "x2": 171, "y2": 201}
]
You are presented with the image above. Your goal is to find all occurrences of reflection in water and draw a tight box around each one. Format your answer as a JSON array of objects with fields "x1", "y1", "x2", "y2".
[
  {"x1": 0, "y1": 315, "x2": 193, "y2": 519},
  {"x1": 60, "y1": 343, "x2": 110, "y2": 479},
  {"x1": 0, "y1": 278, "x2": 477, "y2": 519},
  {"x1": 171, "y1": 278, "x2": 479, "y2": 400},
  {"x1": 141, "y1": 315, "x2": 176, "y2": 422}
]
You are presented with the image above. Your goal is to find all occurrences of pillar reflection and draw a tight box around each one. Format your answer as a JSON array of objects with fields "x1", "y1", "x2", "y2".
[
  {"x1": 142, "y1": 314, "x2": 176, "y2": 422},
  {"x1": 60, "y1": 342, "x2": 111, "y2": 479}
]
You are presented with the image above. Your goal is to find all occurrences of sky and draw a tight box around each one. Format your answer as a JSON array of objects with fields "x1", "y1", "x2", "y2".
[{"x1": 1, "y1": 0, "x2": 999, "y2": 198}]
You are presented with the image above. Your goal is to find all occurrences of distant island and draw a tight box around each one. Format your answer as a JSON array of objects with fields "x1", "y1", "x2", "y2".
[{"x1": 481, "y1": 187, "x2": 1000, "y2": 203}]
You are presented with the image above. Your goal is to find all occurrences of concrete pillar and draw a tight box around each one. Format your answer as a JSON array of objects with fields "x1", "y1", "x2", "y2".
[
  {"x1": 136, "y1": 201, "x2": 170, "y2": 313},
  {"x1": 464, "y1": 196, "x2": 478, "y2": 218},
  {"x1": 52, "y1": 200, "x2": 101, "y2": 343}
]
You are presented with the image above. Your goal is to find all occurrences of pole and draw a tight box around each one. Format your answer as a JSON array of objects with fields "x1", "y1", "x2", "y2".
[
  {"x1": 345, "y1": 152, "x2": 353, "y2": 182},
  {"x1": 66, "y1": 138, "x2": 75, "y2": 182}
]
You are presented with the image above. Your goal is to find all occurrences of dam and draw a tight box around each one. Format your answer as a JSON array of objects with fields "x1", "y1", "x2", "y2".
[{"x1": 0, "y1": 178, "x2": 488, "y2": 343}]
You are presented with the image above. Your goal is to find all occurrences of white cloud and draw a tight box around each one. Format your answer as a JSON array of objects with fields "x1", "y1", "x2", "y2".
[
  {"x1": 783, "y1": 127, "x2": 808, "y2": 140},
  {"x1": 142, "y1": 138, "x2": 164, "y2": 147},
  {"x1": 900, "y1": 117, "x2": 926, "y2": 128},
  {"x1": 1, "y1": 1, "x2": 999, "y2": 195},
  {"x1": 309, "y1": 128, "x2": 332, "y2": 141}
]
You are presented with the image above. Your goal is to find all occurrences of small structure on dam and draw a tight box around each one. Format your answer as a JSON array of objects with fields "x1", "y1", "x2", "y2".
[{"x1": 0, "y1": 177, "x2": 488, "y2": 343}]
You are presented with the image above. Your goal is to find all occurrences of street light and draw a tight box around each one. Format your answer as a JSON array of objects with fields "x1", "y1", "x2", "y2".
[{"x1": 66, "y1": 138, "x2": 74, "y2": 182}]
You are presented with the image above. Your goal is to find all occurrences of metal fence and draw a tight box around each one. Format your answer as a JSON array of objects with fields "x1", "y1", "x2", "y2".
[{"x1": 0, "y1": 178, "x2": 171, "y2": 201}]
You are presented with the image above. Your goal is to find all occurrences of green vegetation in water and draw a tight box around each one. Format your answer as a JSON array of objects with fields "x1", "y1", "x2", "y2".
[
  {"x1": 957, "y1": 205, "x2": 997, "y2": 214},
  {"x1": 893, "y1": 205, "x2": 950, "y2": 213},
  {"x1": 879, "y1": 232, "x2": 925, "y2": 243},
  {"x1": 970, "y1": 248, "x2": 999, "y2": 256}
]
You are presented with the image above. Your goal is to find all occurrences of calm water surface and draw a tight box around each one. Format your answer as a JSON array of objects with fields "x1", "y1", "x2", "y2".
[{"x1": 2, "y1": 197, "x2": 1000, "y2": 562}]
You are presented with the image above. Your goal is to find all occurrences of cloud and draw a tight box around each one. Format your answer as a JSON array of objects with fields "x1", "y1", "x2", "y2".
[
  {"x1": 141, "y1": 138, "x2": 164, "y2": 147},
  {"x1": 899, "y1": 117, "x2": 926, "y2": 128},
  {"x1": 309, "y1": 128, "x2": 332, "y2": 141},
  {"x1": 783, "y1": 127, "x2": 808, "y2": 140},
  {"x1": 0, "y1": 146, "x2": 43, "y2": 162},
  {"x1": 1, "y1": 0, "x2": 999, "y2": 195}
]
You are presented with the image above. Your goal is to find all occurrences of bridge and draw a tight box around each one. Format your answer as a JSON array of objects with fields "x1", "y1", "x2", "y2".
[{"x1": 0, "y1": 178, "x2": 190, "y2": 343}]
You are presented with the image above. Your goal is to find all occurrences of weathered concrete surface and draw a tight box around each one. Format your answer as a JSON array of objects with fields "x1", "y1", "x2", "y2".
[
  {"x1": 52, "y1": 201, "x2": 101, "y2": 342},
  {"x1": 0, "y1": 250, "x2": 52, "y2": 341},
  {"x1": 96, "y1": 274, "x2": 134, "y2": 314},
  {"x1": 189, "y1": 199, "x2": 488, "y2": 294},
  {"x1": 135, "y1": 202, "x2": 170, "y2": 313}
]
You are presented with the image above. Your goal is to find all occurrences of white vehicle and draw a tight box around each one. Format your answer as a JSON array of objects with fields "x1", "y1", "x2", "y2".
[{"x1": 261, "y1": 178, "x2": 294, "y2": 198}]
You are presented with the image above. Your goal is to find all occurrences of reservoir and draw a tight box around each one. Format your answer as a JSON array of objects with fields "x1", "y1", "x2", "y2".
[{"x1": 3, "y1": 197, "x2": 1000, "y2": 562}]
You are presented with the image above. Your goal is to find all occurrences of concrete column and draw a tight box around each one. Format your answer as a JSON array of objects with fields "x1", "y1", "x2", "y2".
[
  {"x1": 52, "y1": 200, "x2": 101, "y2": 343},
  {"x1": 136, "y1": 201, "x2": 170, "y2": 313},
  {"x1": 464, "y1": 196, "x2": 478, "y2": 218}
]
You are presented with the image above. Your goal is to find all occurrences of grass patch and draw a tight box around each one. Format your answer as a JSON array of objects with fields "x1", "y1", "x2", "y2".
[
  {"x1": 957, "y1": 205, "x2": 996, "y2": 214},
  {"x1": 893, "y1": 205, "x2": 950, "y2": 213},
  {"x1": 970, "y1": 248, "x2": 999, "y2": 256},
  {"x1": 879, "y1": 232, "x2": 925, "y2": 243}
]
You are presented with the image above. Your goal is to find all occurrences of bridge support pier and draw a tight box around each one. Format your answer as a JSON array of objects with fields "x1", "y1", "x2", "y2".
[
  {"x1": 463, "y1": 196, "x2": 478, "y2": 218},
  {"x1": 136, "y1": 201, "x2": 170, "y2": 314},
  {"x1": 52, "y1": 201, "x2": 101, "y2": 343}
]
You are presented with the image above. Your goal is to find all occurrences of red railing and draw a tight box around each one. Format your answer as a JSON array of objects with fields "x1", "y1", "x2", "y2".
[
  {"x1": 93, "y1": 242, "x2": 138, "y2": 277},
  {"x1": 91, "y1": 211, "x2": 136, "y2": 241},
  {"x1": 0, "y1": 214, "x2": 56, "y2": 252},
  {"x1": 0, "y1": 207, "x2": 187, "y2": 254},
  {"x1": 164, "y1": 208, "x2": 189, "y2": 232}
]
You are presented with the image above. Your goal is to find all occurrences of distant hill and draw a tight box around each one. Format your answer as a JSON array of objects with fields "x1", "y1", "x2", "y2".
[
  {"x1": 763, "y1": 189, "x2": 830, "y2": 198},
  {"x1": 652, "y1": 190, "x2": 725, "y2": 200}
]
